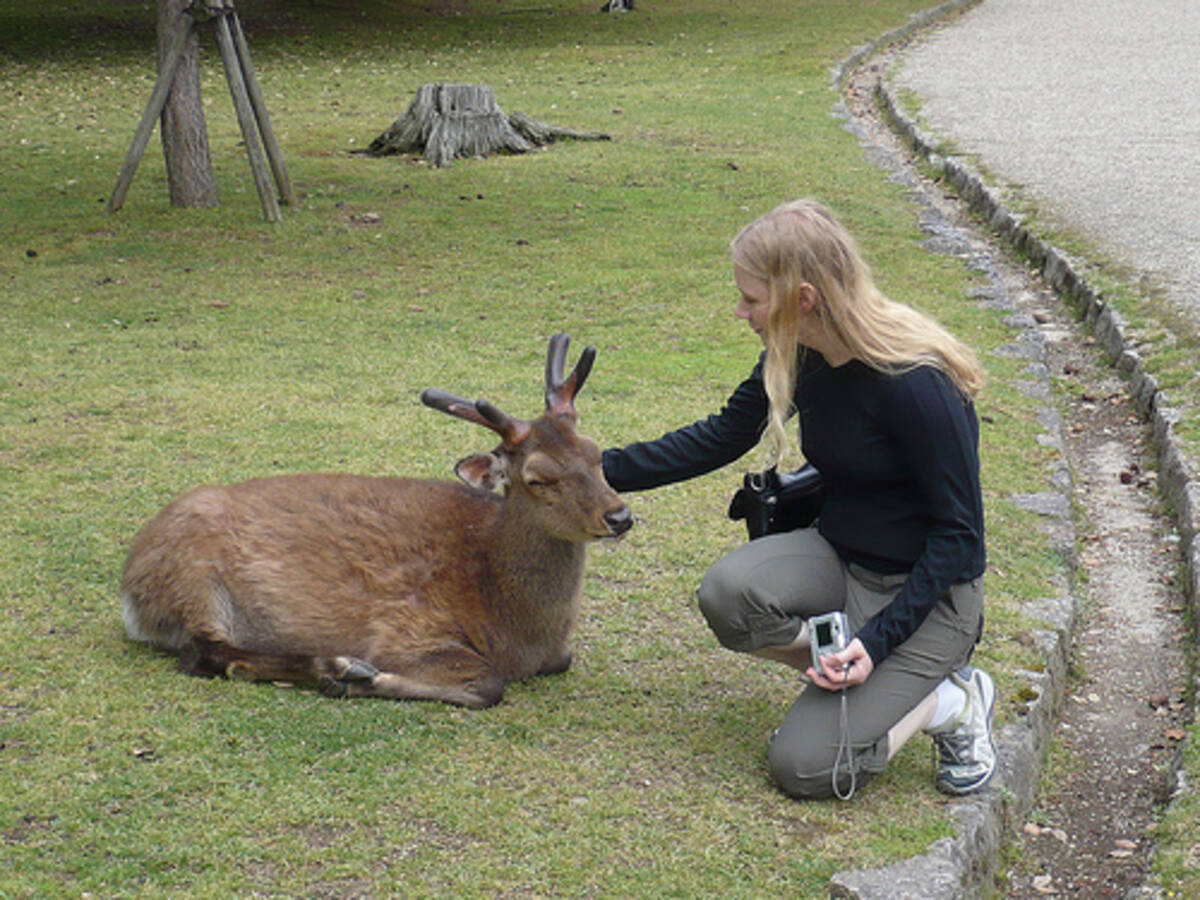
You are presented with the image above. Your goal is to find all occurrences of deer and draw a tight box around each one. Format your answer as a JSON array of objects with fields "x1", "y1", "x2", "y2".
[{"x1": 120, "y1": 333, "x2": 632, "y2": 708}]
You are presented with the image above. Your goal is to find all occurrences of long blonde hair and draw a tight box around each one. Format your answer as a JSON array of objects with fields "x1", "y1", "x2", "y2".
[{"x1": 731, "y1": 199, "x2": 985, "y2": 464}]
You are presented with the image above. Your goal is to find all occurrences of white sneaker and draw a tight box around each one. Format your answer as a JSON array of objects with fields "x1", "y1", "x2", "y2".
[{"x1": 928, "y1": 666, "x2": 996, "y2": 795}]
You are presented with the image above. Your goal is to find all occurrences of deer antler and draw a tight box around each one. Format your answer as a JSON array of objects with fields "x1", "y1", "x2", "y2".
[
  {"x1": 544, "y1": 332, "x2": 596, "y2": 418},
  {"x1": 421, "y1": 388, "x2": 531, "y2": 447}
]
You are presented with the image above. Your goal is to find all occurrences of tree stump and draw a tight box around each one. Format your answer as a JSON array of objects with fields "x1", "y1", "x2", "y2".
[{"x1": 367, "y1": 83, "x2": 610, "y2": 167}]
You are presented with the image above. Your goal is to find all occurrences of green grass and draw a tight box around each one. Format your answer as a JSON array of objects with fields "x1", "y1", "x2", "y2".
[{"x1": 2, "y1": 1, "x2": 1069, "y2": 896}]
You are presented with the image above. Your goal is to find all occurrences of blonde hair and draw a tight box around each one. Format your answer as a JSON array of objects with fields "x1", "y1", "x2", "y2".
[{"x1": 731, "y1": 199, "x2": 985, "y2": 464}]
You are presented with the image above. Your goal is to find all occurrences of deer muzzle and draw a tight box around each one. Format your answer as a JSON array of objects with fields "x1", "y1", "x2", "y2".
[{"x1": 603, "y1": 505, "x2": 634, "y2": 537}]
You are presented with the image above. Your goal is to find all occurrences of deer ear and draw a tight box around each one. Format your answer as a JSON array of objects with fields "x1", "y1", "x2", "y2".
[{"x1": 454, "y1": 451, "x2": 509, "y2": 492}]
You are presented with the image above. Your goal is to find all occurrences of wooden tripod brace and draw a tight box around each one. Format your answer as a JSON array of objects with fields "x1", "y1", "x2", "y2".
[{"x1": 106, "y1": 0, "x2": 295, "y2": 221}]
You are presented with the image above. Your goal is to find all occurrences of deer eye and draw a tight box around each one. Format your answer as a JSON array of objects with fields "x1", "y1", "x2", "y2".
[{"x1": 522, "y1": 452, "x2": 565, "y2": 489}]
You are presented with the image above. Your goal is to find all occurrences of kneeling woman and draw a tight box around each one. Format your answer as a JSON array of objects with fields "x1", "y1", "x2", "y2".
[{"x1": 602, "y1": 199, "x2": 996, "y2": 799}]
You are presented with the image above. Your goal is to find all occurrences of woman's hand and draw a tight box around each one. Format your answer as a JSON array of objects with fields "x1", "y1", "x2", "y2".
[{"x1": 807, "y1": 637, "x2": 874, "y2": 691}]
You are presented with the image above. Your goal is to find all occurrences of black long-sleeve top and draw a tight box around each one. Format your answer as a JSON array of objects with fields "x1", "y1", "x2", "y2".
[{"x1": 602, "y1": 350, "x2": 986, "y2": 665}]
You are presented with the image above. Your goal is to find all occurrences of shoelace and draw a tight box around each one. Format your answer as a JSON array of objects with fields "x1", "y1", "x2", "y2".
[
  {"x1": 930, "y1": 686, "x2": 976, "y2": 776},
  {"x1": 933, "y1": 728, "x2": 973, "y2": 764}
]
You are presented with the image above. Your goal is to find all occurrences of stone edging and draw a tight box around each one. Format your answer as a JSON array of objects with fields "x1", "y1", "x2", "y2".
[{"x1": 821, "y1": 0, "x2": 1198, "y2": 895}]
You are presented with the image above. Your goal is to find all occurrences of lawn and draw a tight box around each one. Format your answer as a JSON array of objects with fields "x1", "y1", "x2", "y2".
[{"x1": 0, "y1": 1, "x2": 1064, "y2": 896}]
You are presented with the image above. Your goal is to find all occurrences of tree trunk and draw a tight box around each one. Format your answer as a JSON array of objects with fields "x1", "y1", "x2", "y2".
[
  {"x1": 368, "y1": 84, "x2": 609, "y2": 168},
  {"x1": 157, "y1": 0, "x2": 218, "y2": 208}
]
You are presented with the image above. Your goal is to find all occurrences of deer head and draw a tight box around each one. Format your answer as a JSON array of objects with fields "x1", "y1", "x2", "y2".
[{"x1": 420, "y1": 333, "x2": 631, "y2": 540}]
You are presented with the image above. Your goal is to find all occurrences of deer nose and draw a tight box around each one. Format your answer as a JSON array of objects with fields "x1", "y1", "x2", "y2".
[{"x1": 604, "y1": 505, "x2": 633, "y2": 536}]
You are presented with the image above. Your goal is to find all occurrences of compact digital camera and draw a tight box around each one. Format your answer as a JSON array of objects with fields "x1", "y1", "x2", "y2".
[{"x1": 809, "y1": 611, "x2": 849, "y2": 677}]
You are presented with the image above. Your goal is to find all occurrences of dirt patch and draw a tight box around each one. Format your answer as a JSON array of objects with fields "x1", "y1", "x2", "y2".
[{"x1": 1003, "y1": 316, "x2": 1189, "y2": 897}]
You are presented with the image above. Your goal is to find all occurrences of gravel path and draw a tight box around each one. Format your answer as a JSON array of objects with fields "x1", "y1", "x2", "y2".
[{"x1": 892, "y1": 0, "x2": 1200, "y2": 327}]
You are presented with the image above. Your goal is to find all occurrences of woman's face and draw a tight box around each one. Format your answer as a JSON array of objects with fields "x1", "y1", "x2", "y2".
[
  {"x1": 734, "y1": 264, "x2": 843, "y2": 361},
  {"x1": 733, "y1": 266, "x2": 771, "y2": 344}
]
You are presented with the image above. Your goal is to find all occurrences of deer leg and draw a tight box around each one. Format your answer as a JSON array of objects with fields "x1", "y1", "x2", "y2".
[
  {"x1": 179, "y1": 637, "x2": 506, "y2": 708},
  {"x1": 180, "y1": 637, "x2": 361, "y2": 687},
  {"x1": 338, "y1": 668, "x2": 505, "y2": 709},
  {"x1": 335, "y1": 645, "x2": 508, "y2": 709}
]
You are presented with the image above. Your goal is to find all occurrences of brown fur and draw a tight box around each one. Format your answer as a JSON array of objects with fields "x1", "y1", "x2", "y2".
[{"x1": 120, "y1": 336, "x2": 631, "y2": 708}]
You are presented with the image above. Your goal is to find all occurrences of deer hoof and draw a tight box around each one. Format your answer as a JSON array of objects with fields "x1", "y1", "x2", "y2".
[
  {"x1": 335, "y1": 657, "x2": 380, "y2": 683},
  {"x1": 321, "y1": 675, "x2": 350, "y2": 698},
  {"x1": 225, "y1": 660, "x2": 254, "y2": 681}
]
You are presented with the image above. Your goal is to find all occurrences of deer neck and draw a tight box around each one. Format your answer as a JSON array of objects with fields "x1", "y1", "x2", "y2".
[{"x1": 488, "y1": 500, "x2": 587, "y2": 611}]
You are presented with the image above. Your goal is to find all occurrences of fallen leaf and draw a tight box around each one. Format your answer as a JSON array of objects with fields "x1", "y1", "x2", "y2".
[
  {"x1": 1166, "y1": 728, "x2": 1186, "y2": 741},
  {"x1": 1032, "y1": 873, "x2": 1056, "y2": 894},
  {"x1": 1114, "y1": 839, "x2": 1137, "y2": 850},
  {"x1": 1023, "y1": 822, "x2": 1042, "y2": 837}
]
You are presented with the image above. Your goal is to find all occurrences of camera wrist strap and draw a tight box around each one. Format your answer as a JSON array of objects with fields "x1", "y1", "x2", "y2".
[{"x1": 832, "y1": 681, "x2": 857, "y2": 800}]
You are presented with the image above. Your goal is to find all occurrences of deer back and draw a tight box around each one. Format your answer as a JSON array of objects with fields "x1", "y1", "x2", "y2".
[{"x1": 121, "y1": 474, "x2": 495, "y2": 646}]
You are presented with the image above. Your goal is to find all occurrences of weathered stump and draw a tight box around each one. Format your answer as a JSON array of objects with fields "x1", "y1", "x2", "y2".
[{"x1": 367, "y1": 83, "x2": 610, "y2": 167}]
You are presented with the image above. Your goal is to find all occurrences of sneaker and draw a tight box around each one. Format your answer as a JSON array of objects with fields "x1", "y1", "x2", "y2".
[{"x1": 928, "y1": 666, "x2": 997, "y2": 795}]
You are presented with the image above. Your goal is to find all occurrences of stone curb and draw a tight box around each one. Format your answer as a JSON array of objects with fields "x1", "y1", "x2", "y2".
[{"x1": 821, "y1": 0, "x2": 1196, "y2": 895}]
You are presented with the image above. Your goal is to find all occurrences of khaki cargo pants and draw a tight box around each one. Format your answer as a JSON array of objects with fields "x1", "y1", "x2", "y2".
[{"x1": 697, "y1": 527, "x2": 983, "y2": 799}]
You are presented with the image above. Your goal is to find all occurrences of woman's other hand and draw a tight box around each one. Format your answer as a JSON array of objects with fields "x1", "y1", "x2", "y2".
[{"x1": 807, "y1": 637, "x2": 874, "y2": 690}]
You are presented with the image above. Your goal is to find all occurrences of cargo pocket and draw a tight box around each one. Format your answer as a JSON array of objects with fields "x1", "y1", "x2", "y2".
[{"x1": 946, "y1": 577, "x2": 985, "y2": 643}]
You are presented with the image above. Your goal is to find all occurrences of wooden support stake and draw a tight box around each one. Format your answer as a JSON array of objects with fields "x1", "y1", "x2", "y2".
[
  {"x1": 106, "y1": 14, "x2": 193, "y2": 214},
  {"x1": 212, "y1": 9, "x2": 280, "y2": 221},
  {"x1": 108, "y1": 0, "x2": 291, "y2": 220},
  {"x1": 229, "y1": 10, "x2": 294, "y2": 206}
]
